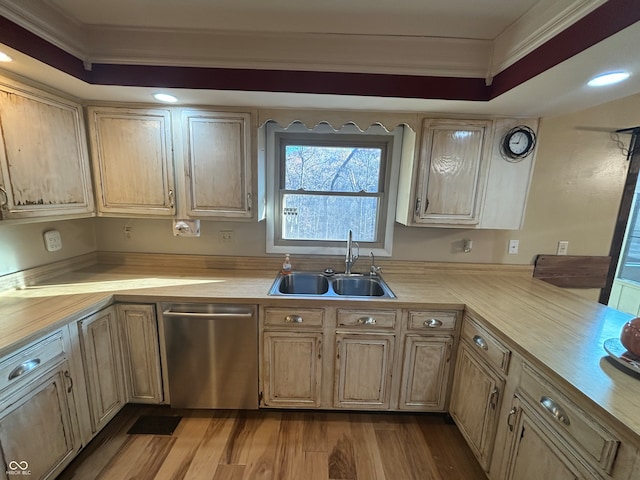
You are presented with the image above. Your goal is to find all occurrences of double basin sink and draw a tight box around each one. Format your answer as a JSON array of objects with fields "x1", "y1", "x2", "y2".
[{"x1": 268, "y1": 271, "x2": 396, "y2": 299}]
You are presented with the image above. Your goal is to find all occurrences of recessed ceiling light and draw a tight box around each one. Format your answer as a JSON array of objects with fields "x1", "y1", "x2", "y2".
[
  {"x1": 153, "y1": 93, "x2": 178, "y2": 103},
  {"x1": 0, "y1": 52, "x2": 13, "y2": 62},
  {"x1": 587, "y1": 71, "x2": 630, "y2": 87}
]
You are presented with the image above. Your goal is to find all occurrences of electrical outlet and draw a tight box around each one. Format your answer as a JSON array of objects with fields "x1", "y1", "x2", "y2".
[
  {"x1": 557, "y1": 241, "x2": 569, "y2": 255},
  {"x1": 220, "y1": 230, "x2": 234, "y2": 243},
  {"x1": 43, "y1": 230, "x2": 62, "y2": 252},
  {"x1": 508, "y1": 239, "x2": 519, "y2": 255},
  {"x1": 123, "y1": 226, "x2": 132, "y2": 240}
]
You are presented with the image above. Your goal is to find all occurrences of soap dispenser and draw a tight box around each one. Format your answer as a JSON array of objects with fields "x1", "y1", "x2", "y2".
[{"x1": 282, "y1": 254, "x2": 292, "y2": 274}]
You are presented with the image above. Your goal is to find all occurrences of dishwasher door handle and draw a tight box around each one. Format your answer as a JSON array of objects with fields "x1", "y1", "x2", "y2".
[{"x1": 163, "y1": 310, "x2": 254, "y2": 319}]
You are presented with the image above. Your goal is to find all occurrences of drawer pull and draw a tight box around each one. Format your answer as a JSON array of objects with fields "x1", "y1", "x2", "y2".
[
  {"x1": 8, "y1": 358, "x2": 41, "y2": 380},
  {"x1": 284, "y1": 315, "x2": 303, "y2": 323},
  {"x1": 424, "y1": 318, "x2": 443, "y2": 328},
  {"x1": 473, "y1": 335, "x2": 488, "y2": 350},
  {"x1": 540, "y1": 396, "x2": 570, "y2": 426},
  {"x1": 357, "y1": 317, "x2": 377, "y2": 325}
]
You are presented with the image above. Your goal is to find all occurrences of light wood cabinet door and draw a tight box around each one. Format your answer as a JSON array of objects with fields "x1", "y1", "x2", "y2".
[
  {"x1": 450, "y1": 341, "x2": 504, "y2": 471},
  {"x1": 262, "y1": 331, "x2": 322, "y2": 407},
  {"x1": 502, "y1": 396, "x2": 598, "y2": 480},
  {"x1": 334, "y1": 333, "x2": 395, "y2": 409},
  {"x1": 87, "y1": 106, "x2": 176, "y2": 216},
  {"x1": 78, "y1": 306, "x2": 125, "y2": 434},
  {"x1": 0, "y1": 362, "x2": 79, "y2": 479},
  {"x1": 182, "y1": 110, "x2": 252, "y2": 218},
  {"x1": 414, "y1": 119, "x2": 491, "y2": 225},
  {"x1": 398, "y1": 335, "x2": 452, "y2": 411},
  {"x1": 0, "y1": 79, "x2": 94, "y2": 219},
  {"x1": 117, "y1": 304, "x2": 163, "y2": 404}
]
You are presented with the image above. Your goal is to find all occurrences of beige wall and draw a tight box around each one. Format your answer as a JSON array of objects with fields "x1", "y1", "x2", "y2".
[
  {"x1": 3, "y1": 93, "x2": 640, "y2": 280},
  {"x1": 0, "y1": 218, "x2": 96, "y2": 276}
]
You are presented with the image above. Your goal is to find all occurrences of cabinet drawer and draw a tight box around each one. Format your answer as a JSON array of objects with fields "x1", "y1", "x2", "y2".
[
  {"x1": 264, "y1": 308, "x2": 324, "y2": 327},
  {"x1": 0, "y1": 330, "x2": 66, "y2": 392},
  {"x1": 408, "y1": 310, "x2": 458, "y2": 331},
  {"x1": 461, "y1": 315, "x2": 510, "y2": 374},
  {"x1": 519, "y1": 363, "x2": 619, "y2": 474},
  {"x1": 337, "y1": 309, "x2": 397, "y2": 328}
]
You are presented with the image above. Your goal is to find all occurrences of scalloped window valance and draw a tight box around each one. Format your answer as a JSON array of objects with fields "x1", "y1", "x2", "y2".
[{"x1": 257, "y1": 109, "x2": 419, "y2": 133}]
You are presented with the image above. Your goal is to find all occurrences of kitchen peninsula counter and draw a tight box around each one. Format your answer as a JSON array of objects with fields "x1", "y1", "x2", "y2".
[{"x1": 0, "y1": 260, "x2": 638, "y2": 449}]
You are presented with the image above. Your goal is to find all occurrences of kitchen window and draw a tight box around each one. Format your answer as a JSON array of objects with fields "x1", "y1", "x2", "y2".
[{"x1": 265, "y1": 121, "x2": 403, "y2": 256}]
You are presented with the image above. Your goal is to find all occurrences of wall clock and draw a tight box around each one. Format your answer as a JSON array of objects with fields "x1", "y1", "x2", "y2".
[{"x1": 501, "y1": 125, "x2": 536, "y2": 161}]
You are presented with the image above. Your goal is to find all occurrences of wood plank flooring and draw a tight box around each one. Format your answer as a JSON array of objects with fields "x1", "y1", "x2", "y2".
[{"x1": 58, "y1": 405, "x2": 487, "y2": 480}]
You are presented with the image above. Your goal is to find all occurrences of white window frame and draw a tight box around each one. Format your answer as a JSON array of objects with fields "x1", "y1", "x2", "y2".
[{"x1": 265, "y1": 121, "x2": 403, "y2": 256}]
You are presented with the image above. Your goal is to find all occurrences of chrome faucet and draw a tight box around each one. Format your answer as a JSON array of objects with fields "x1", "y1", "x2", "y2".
[
  {"x1": 369, "y1": 251, "x2": 382, "y2": 276},
  {"x1": 345, "y1": 229, "x2": 359, "y2": 274}
]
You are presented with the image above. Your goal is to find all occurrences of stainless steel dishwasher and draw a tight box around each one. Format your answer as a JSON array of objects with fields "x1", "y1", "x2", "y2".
[{"x1": 161, "y1": 303, "x2": 258, "y2": 409}]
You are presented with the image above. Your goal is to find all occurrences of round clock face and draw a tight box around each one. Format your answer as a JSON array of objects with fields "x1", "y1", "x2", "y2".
[{"x1": 508, "y1": 131, "x2": 531, "y2": 155}]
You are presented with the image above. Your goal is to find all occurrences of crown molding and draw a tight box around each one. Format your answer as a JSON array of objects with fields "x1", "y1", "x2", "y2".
[
  {"x1": 85, "y1": 27, "x2": 492, "y2": 77},
  {"x1": 490, "y1": 0, "x2": 607, "y2": 77},
  {"x1": 0, "y1": 0, "x2": 88, "y2": 60}
]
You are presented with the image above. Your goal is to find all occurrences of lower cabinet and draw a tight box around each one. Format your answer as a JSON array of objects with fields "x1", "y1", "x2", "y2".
[
  {"x1": 78, "y1": 306, "x2": 126, "y2": 434},
  {"x1": 398, "y1": 335, "x2": 453, "y2": 411},
  {"x1": 262, "y1": 331, "x2": 322, "y2": 407},
  {"x1": 0, "y1": 328, "x2": 80, "y2": 479},
  {"x1": 334, "y1": 332, "x2": 395, "y2": 409},
  {"x1": 502, "y1": 395, "x2": 599, "y2": 480},
  {"x1": 450, "y1": 340, "x2": 505, "y2": 471},
  {"x1": 117, "y1": 304, "x2": 163, "y2": 404}
]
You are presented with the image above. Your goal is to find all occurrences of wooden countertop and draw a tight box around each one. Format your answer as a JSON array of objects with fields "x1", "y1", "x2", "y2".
[{"x1": 1, "y1": 264, "x2": 638, "y2": 444}]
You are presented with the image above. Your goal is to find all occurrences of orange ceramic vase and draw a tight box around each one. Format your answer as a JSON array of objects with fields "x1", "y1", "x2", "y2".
[{"x1": 620, "y1": 318, "x2": 640, "y2": 357}]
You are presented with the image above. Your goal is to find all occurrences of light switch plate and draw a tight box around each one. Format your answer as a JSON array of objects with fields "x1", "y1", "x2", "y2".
[{"x1": 43, "y1": 230, "x2": 62, "y2": 252}]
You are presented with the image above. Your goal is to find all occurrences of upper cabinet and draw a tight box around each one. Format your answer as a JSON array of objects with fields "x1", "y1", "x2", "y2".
[
  {"x1": 0, "y1": 77, "x2": 94, "y2": 220},
  {"x1": 396, "y1": 117, "x2": 538, "y2": 230},
  {"x1": 87, "y1": 106, "x2": 176, "y2": 216},
  {"x1": 86, "y1": 106, "x2": 254, "y2": 219},
  {"x1": 182, "y1": 110, "x2": 253, "y2": 218}
]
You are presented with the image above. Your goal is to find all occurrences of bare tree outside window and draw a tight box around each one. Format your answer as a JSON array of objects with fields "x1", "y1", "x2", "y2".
[{"x1": 280, "y1": 144, "x2": 384, "y2": 242}]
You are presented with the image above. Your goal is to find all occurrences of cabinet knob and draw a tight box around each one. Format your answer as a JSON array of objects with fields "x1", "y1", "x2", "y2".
[
  {"x1": 507, "y1": 407, "x2": 518, "y2": 432},
  {"x1": 284, "y1": 315, "x2": 303, "y2": 323},
  {"x1": 0, "y1": 185, "x2": 8, "y2": 210},
  {"x1": 424, "y1": 318, "x2": 443, "y2": 328},
  {"x1": 357, "y1": 317, "x2": 376, "y2": 325},
  {"x1": 473, "y1": 335, "x2": 488, "y2": 350}
]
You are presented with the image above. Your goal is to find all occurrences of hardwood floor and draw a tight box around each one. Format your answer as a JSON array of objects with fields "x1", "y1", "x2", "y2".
[{"x1": 58, "y1": 405, "x2": 486, "y2": 480}]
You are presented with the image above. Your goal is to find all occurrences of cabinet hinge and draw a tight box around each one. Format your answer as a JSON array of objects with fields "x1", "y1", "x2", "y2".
[
  {"x1": 258, "y1": 391, "x2": 263, "y2": 405},
  {"x1": 520, "y1": 425, "x2": 526, "y2": 440}
]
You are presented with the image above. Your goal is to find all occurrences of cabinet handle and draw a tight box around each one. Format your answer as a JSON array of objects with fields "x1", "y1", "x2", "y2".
[
  {"x1": 473, "y1": 335, "x2": 488, "y2": 350},
  {"x1": 8, "y1": 358, "x2": 41, "y2": 380},
  {"x1": 317, "y1": 339, "x2": 322, "y2": 359},
  {"x1": 285, "y1": 315, "x2": 303, "y2": 323},
  {"x1": 507, "y1": 407, "x2": 518, "y2": 432},
  {"x1": 415, "y1": 197, "x2": 421, "y2": 216},
  {"x1": 424, "y1": 318, "x2": 443, "y2": 328},
  {"x1": 489, "y1": 387, "x2": 499, "y2": 410},
  {"x1": 424, "y1": 198, "x2": 429, "y2": 213},
  {"x1": 247, "y1": 192, "x2": 252, "y2": 212},
  {"x1": 168, "y1": 189, "x2": 174, "y2": 208},
  {"x1": 540, "y1": 396, "x2": 570, "y2": 426},
  {"x1": 357, "y1": 316, "x2": 376, "y2": 325},
  {"x1": 64, "y1": 370, "x2": 74, "y2": 393},
  {"x1": 0, "y1": 185, "x2": 8, "y2": 210}
]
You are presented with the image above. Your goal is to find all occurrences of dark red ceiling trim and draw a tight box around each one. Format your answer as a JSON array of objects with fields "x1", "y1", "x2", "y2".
[
  {"x1": 490, "y1": 0, "x2": 640, "y2": 98},
  {"x1": 0, "y1": 2, "x2": 637, "y2": 101},
  {"x1": 88, "y1": 63, "x2": 489, "y2": 100}
]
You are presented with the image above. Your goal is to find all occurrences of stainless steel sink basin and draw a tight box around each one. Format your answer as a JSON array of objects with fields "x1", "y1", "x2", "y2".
[
  {"x1": 332, "y1": 276, "x2": 386, "y2": 297},
  {"x1": 268, "y1": 272, "x2": 395, "y2": 298},
  {"x1": 276, "y1": 272, "x2": 330, "y2": 295}
]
